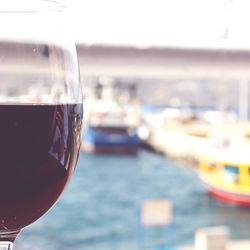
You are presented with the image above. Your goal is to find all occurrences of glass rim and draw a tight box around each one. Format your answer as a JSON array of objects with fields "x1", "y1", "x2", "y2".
[{"x1": 0, "y1": 0, "x2": 66, "y2": 13}]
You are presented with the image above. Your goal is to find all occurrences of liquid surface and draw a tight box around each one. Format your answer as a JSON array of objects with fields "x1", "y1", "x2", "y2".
[{"x1": 0, "y1": 104, "x2": 83, "y2": 232}]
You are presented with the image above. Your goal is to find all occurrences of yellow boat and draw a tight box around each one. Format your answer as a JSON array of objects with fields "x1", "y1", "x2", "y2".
[{"x1": 198, "y1": 146, "x2": 250, "y2": 206}]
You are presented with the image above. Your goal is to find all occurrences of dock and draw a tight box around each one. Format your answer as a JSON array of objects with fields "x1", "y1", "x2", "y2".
[
  {"x1": 144, "y1": 121, "x2": 250, "y2": 167},
  {"x1": 180, "y1": 226, "x2": 250, "y2": 249},
  {"x1": 180, "y1": 240, "x2": 250, "y2": 250}
]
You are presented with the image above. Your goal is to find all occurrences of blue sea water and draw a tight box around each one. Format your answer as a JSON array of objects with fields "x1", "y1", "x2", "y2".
[{"x1": 14, "y1": 150, "x2": 250, "y2": 249}]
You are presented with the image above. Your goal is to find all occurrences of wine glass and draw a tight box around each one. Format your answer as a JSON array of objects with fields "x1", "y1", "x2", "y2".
[{"x1": 0, "y1": 1, "x2": 83, "y2": 249}]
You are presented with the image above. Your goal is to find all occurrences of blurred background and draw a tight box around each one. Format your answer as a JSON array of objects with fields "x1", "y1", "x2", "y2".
[{"x1": 14, "y1": 0, "x2": 250, "y2": 249}]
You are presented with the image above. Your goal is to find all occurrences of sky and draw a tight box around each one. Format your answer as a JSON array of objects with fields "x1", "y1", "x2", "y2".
[{"x1": 64, "y1": 0, "x2": 250, "y2": 49}]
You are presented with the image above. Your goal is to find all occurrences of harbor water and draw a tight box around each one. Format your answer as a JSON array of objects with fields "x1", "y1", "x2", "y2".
[{"x1": 15, "y1": 150, "x2": 250, "y2": 249}]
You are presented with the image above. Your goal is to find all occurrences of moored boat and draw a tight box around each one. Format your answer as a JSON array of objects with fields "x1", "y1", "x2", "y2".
[
  {"x1": 82, "y1": 124, "x2": 141, "y2": 155},
  {"x1": 198, "y1": 145, "x2": 250, "y2": 206},
  {"x1": 82, "y1": 78, "x2": 141, "y2": 155}
]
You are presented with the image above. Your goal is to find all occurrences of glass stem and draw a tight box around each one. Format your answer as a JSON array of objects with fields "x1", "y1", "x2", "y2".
[
  {"x1": 0, "y1": 242, "x2": 13, "y2": 250},
  {"x1": 0, "y1": 230, "x2": 20, "y2": 250}
]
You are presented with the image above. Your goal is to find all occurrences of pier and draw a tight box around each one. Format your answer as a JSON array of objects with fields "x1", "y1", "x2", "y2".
[
  {"x1": 143, "y1": 121, "x2": 250, "y2": 167},
  {"x1": 181, "y1": 240, "x2": 250, "y2": 250}
]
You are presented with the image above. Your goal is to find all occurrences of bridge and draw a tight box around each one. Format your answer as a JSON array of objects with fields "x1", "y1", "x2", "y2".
[{"x1": 77, "y1": 44, "x2": 250, "y2": 80}]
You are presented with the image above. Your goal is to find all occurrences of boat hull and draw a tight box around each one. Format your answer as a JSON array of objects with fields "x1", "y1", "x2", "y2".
[
  {"x1": 82, "y1": 125, "x2": 141, "y2": 155},
  {"x1": 82, "y1": 142, "x2": 139, "y2": 155},
  {"x1": 201, "y1": 176, "x2": 250, "y2": 207}
]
